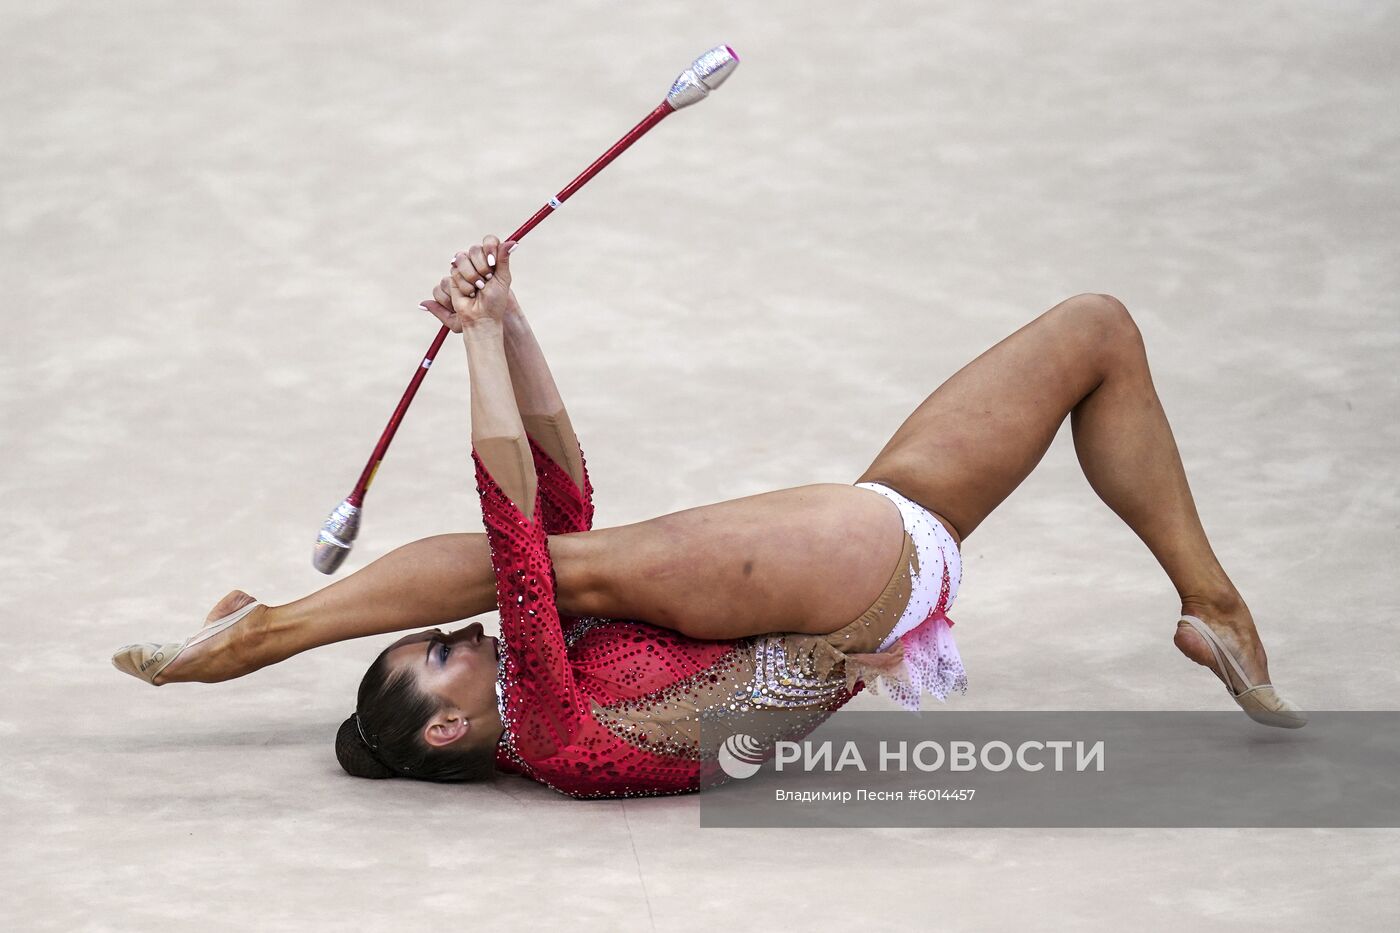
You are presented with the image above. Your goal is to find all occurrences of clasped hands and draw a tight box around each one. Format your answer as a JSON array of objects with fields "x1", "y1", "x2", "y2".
[{"x1": 419, "y1": 234, "x2": 519, "y2": 333}]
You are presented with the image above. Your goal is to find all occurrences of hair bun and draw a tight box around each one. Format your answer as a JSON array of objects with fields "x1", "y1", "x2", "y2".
[{"x1": 335, "y1": 715, "x2": 396, "y2": 779}]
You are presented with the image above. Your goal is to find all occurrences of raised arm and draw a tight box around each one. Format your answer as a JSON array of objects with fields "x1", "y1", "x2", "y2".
[
  {"x1": 441, "y1": 237, "x2": 590, "y2": 759},
  {"x1": 424, "y1": 247, "x2": 593, "y2": 532},
  {"x1": 439, "y1": 236, "x2": 538, "y2": 519}
]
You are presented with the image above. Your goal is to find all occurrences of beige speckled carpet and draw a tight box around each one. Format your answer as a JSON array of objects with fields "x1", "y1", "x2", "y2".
[{"x1": 2, "y1": 1, "x2": 1397, "y2": 929}]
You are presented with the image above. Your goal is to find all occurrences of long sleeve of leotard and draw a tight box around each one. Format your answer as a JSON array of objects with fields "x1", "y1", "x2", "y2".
[
  {"x1": 474, "y1": 449, "x2": 588, "y2": 762},
  {"x1": 525, "y1": 435, "x2": 593, "y2": 645},
  {"x1": 527, "y1": 435, "x2": 594, "y2": 535}
]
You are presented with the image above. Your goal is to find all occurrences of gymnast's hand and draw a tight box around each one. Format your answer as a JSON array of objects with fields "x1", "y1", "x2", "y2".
[{"x1": 421, "y1": 235, "x2": 517, "y2": 332}]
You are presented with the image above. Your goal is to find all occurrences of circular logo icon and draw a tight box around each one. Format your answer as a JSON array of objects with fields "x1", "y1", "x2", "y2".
[{"x1": 717, "y1": 733, "x2": 766, "y2": 780}]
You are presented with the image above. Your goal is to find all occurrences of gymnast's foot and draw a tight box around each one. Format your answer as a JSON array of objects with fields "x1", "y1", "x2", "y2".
[
  {"x1": 111, "y1": 590, "x2": 266, "y2": 685},
  {"x1": 1173, "y1": 594, "x2": 1270, "y2": 688},
  {"x1": 1172, "y1": 593, "x2": 1306, "y2": 727},
  {"x1": 158, "y1": 590, "x2": 266, "y2": 684}
]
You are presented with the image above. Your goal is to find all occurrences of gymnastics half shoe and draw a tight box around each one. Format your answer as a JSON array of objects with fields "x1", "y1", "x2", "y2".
[
  {"x1": 1177, "y1": 615, "x2": 1307, "y2": 728},
  {"x1": 111, "y1": 600, "x2": 262, "y2": 686}
]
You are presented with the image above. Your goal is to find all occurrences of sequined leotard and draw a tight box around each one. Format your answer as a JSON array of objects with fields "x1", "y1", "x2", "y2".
[{"x1": 477, "y1": 438, "x2": 905, "y2": 799}]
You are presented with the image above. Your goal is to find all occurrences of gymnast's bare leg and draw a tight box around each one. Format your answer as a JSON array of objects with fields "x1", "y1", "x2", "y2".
[{"x1": 855, "y1": 292, "x2": 1271, "y2": 690}]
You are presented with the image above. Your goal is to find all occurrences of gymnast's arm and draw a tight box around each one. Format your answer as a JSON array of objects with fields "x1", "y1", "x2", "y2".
[
  {"x1": 428, "y1": 272, "x2": 586, "y2": 494},
  {"x1": 424, "y1": 236, "x2": 539, "y2": 517}
]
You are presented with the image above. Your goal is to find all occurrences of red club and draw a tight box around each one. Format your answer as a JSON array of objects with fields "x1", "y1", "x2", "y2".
[{"x1": 313, "y1": 45, "x2": 741, "y2": 574}]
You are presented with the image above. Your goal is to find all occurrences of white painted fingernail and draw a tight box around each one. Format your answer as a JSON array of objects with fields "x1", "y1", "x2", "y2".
[
  {"x1": 487, "y1": 253, "x2": 496, "y2": 267},
  {"x1": 484, "y1": 272, "x2": 493, "y2": 280},
  {"x1": 475, "y1": 279, "x2": 486, "y2": 289}
]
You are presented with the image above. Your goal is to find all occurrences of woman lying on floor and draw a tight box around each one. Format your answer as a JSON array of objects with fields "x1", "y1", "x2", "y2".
[{"x1": 113, "y1": 235, "x2": 1304, "y2": 797}]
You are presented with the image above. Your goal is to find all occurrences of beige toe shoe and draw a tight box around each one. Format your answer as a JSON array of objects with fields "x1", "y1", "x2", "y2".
[
  {"x1": 1177, "y1": 615, "x2": 1307, "y2": 729},
  {"x1": 111, "y1": 601, "x2": 261, "y2": 685}
]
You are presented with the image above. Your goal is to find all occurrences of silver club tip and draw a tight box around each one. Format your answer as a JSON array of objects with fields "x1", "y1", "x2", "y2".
[
  {"x1": 312, "y1": 499, "x2": 361, "y2": 575},
  {"x1": 666, "y1": 44, "x2": 740, "y2": 110}
]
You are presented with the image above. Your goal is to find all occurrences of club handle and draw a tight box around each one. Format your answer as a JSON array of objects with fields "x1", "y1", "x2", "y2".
[{"x1": 348, "y1": 325, "x2": 452, "y2": 506}]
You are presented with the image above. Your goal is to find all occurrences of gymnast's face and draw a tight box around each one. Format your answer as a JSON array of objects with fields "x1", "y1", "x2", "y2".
[{"x1": 382, "y1": 622, "x2": 500, "y2": 749}]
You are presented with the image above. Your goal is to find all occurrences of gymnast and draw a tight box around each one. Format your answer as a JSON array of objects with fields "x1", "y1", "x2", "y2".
[{"x1": 112, "y1": 234, "x2": 1305, "y2": 797}]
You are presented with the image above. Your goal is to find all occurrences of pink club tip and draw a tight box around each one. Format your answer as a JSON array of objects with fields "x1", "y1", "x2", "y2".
[{"x1": 726, "y1": 45, "x2": 739, "y2": 62}]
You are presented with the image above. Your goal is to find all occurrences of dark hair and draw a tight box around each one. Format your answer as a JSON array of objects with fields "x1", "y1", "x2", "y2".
[{"x1": 334, "y1": 643, "x2": 497, "y2": 783}]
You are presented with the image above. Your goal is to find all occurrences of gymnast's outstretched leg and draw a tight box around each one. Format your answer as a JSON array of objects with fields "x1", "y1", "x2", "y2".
[{"x1": 153, "y1": 531, "x2": 602, "y2": 683}]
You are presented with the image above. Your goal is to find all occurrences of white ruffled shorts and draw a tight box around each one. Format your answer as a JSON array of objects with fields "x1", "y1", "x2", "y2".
[{"x1": 854, "y1": 481, "x2": 966, "y2": 710}]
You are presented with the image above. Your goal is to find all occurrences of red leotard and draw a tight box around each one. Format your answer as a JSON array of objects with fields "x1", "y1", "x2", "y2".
[{"x1": 479, "y1": 438, "x2": 862, "y2": 798}]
